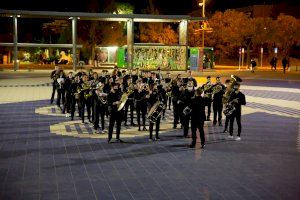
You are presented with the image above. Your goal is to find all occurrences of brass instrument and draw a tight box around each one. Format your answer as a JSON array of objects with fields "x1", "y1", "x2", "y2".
[
  {"x1": 212, "y1": 84, "x2": 223, "y2": 94},
  {"x1": 95, "y1": 85, "x2": 107, "y2": 104},
  {"x1": 76, "y1": 82, "x2": 93, "y2": 100},
  {"x1": 203, "y1": 83, "x2": 213, "y2": 98},
  {"x1": 117, "y1": 83, "x2": 135, "y2": 111},
  {"x1": 223, "y1": 75, "x2": 242, "y2": 116}
]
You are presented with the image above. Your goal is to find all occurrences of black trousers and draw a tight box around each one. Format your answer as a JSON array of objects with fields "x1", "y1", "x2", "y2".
[
  {"x1": 213, "y1": 102, "x2": 223, "y2": 124},
  {"x1": 56, "y1": 88, "x2": 65, "y2": 107},
  {"x1": 124, "y1": 99, "x2": 135, "y2": 124},
  {"x1": 149, "y1": 117, "x2": 161, "y2": 139},
  {"x1": 172, "y1": 101, "x2": 180, "y2": 127},
  {"x1": 167, "y1": 96, "x2": 172, "y2": 109},
  {"x1": 93, "y1": 100, "x2": 106, "y2": 130},
  {"x1": 63, "y1": 91, "x2": 72, "y2": 114},
  {"x1": 224, "y1": 115, "x2": 230, "y2": 130},
  {"x1": 182, "y1": 114, "x2": 191, "y2": 137},
  {"x1": 136, "y1": 103, "x2": 147, "y2": 128},
  {"x1": 50, "y1": 82, "x2": 56, "y2": 103},
  {"x1": 108, "y1": 111, "x2": 122, "y2": 140},
  {"x1": 191, "y1": 120, "x2": 205, "y2": 146},
  {"x1": 229, "y1": 112, "x2": 242, "y2": 136},
  {"x1": 80, "y1": 98, "x2": 91, "y2": 123},
  {"x1": 70, "y1": 97, "x2": 81, "y2": 120},
  {"x1": 204, "y1": 98, "x2": 212, "y2": 120}
]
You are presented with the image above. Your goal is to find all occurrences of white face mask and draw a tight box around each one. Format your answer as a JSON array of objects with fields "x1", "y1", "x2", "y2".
[{"x1": 188, "y1": 87, "x2": 193, "y2": 91}]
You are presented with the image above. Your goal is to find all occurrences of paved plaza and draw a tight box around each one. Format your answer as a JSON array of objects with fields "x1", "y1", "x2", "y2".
[{"x1": 0, "y1": 71, "x2": 300, "y2": 200}]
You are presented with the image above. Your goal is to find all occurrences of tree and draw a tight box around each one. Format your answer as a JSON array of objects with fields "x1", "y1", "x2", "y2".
[{"x1": 272, "y1": 14, "x2": 300, "y2": 56}]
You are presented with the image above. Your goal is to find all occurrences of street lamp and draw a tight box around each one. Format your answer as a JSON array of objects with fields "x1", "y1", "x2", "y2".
[{"x1": 198, "y1": 0, "x2": 206, "y2": 47}]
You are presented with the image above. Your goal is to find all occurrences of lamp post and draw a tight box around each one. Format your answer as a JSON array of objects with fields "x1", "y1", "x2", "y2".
[{"x1": 199, "y1": 0, "x2": 205, "y2": 47}]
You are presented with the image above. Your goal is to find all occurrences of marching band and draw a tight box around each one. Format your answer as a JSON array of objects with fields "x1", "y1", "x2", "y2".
[{"x1": 50, "y1": 66, "x2": 246, "y2": 148}]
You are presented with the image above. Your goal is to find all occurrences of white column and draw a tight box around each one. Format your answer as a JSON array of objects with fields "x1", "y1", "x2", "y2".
[
  {"x1": 13, "y1": 16, "x2": 18, "y2": 71},
  {"x1": 127, "y1": 19, "x2": 134, "y2": 71},
  {"x1": 72, "y1": 17, "x2": 77, "y2": 71}
]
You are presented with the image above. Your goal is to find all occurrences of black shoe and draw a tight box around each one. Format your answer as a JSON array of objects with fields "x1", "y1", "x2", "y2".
[
  {"x1": 189, "y1": 144, "x2": 195, "y2": 148},
  {"x1": 219, "y1": 123, "x2": 222, "y2": 126},
  {"x1": 155, "y1": 136, "x2": 160, "y2": 141},
  {"x1": 223, "y1": 129, "x2": 228, "y2": 133},
  {"x1": 213, "y1": 121, "x2": 217, "y2": 126},
  {"x1": 143, "y1": 127, "x2": 147, "y2": 131},
  {"x1": 138, "y1": 127, "x2": 141, "y2": 131},
  {"x1": 116, "y1": 139, "x2": 124, "y2": 143},
  {"x1": 131, "y1": 123, "x2": 136, "y2": 126}
]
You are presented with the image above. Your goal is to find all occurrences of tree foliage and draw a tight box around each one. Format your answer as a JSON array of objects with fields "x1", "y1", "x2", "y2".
[{"x1": 189, "y1": 10, "x2": 300, "y2": 63}]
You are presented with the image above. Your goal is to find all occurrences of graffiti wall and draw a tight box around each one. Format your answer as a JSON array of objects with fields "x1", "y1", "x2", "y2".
[{"x1": 133, "y1": 46, "x2": 186, "y2": 70}]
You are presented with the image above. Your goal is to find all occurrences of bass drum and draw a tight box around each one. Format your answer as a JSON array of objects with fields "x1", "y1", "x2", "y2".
[{"x1": 147, "y1": 102, "x2": 165, "y2": 123}]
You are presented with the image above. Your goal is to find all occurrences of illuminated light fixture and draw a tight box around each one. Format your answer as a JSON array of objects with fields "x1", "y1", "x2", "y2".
[
  {"x1": 199, "y1": 3, "x2": 203, "y2": 6},
  {"x1": 10, "y1": 15, "x2": 13, "y2": 17},
  {"x1": 17, "y1": 15, "x2": 21, "y2": 17},
  {"x1": 77, "y1": 17, "x2": 80, "y2": 20},
  {"x1": 69, "y1": 17, "x2": 73, "y2": 19}
]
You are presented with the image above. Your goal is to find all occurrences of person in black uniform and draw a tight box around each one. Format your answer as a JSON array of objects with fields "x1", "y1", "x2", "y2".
[
  {"x1": 212, "y1": 77, "x2": 225, "y2": 126},
  {"x1": 158, "y1": 84, "x2": 167, "y2": 119},
  {"x1": 228, "y1": 83, "x2": 246, "y2": 140},
  {"x1": 70, "y1": 74, "x2": 82, "y2": 120},
  {"x1": 62, "y1": 72, "x2": 73, "y2": 116},
  {"x1": 135, "y1": 81, "x2": 149, "y2": 131},
  {"x1": 50, "y1": 66, "x2": 60, "y2": 104},
  {"x1": 107, "y1": 83, "x2": 124, "y2": 143},
  {"x1": 201, "y1": 76, "x2": 213, "y2": 121},
  {"x1": 172, "y1": 79, "x2": 183, "y2": 129},
  {"x1": 56, "y1": 70, "x2": 66, "y2": 109},
  {"x1": 179, "y1": 81, "x2": 195, "y2": 138},
  {"x1": 148, "y1": 83, "x2": 164, "y2": 141},
  {"x1": 93, "y1": 81, "x2": 107, "y2": 133},
  {"x1": 79, "y1": 74, "x2": 92, "y2": 123},
  {"x1": 164, "y1": 72, "x2": 172, "y2": 110},
  {"x1": 123, "y1": 77, "x2": 136, "y2": 126},
  {"x1": 189, "y1": 87, "x2": 206, "y2": 148},
  {"x1": 223, "y1": 79, "x2": 231, "y2": 133}
]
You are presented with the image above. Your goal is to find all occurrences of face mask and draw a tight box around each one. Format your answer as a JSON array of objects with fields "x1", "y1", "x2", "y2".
[{"x1": 188, "y1": 87, "x2": 193, "y2": 91}]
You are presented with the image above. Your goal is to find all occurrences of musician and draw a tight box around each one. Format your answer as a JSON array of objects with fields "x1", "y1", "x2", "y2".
[
  {"x1": 148, "y1": 83, "x2": 164, "y2": 141},
  {"x1": 93, "y1": 81, "x2": 107, "y2": 134},
  {"x1": 70, "y1": 74, "x2": 82, "y2": 120},
  {"x1": 164, "y1": 72, "x2": 172, "y2": 110},
  {"x1": 135, "y1": 81, "x2": 149, "y2": 131},
  {"x1": 107, "y1": 83, "x2": 124, "y2": 143},
  {"x1": 50, "y1": 65, "x2": 59, "y2": 104},
  {"x1": 56, "y1": 70, "x2": 66, "y2": 109},
  {"x1": 189, "y1": 87, "x2": 206, "y2": 148},
  {"x1": 223, "y1": 79, "x2": 231, "y2": 133},
  {"x1": 179, "y1": 81, "x2": 195, "y2": 138},
  {"x1": 62, "y1": 72, "x2": 74, "y2": 116},
  {"x1": 172, "y1": 79, "x2": 183, "y2": 129},
  {"x1": 228, "y1": 83, "x2": 246, "y2": 140},
  {"x1": 212, "y1": 77, "x2": 225, "y2": 126},
  {"x1": 131, "y1": 69, "x2": 139, "y2": 84},
  {"x1": 201, "y1": 76, "x2": 213, "y2": 121},
  {"x1": 158, "y1": 84, "x2": 167, "y2": 119},
  {"x1": 123, "y1": 77, "x2": 136, "y2": 126},
  {"x1": 183, "y1": 70, "x2": 197, "y2": 87},
  {"x1": 79, "y1": 74, "x2": 92, "y2": 123}
]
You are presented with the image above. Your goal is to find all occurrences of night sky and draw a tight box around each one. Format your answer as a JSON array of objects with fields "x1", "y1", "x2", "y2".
[{"x1": 1, "y1": 0, "x2": 299, "y2": 14}]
